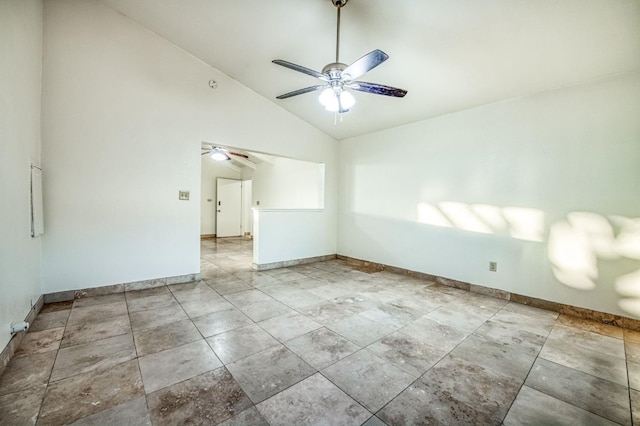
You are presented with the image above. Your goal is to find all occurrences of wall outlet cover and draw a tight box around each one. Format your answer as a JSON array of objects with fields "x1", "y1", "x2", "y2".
[{"x1": 179, "y1": 190, "x2": 190, "y2": 200}]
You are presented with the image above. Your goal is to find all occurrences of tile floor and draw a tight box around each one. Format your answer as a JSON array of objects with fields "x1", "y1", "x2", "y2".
[{"x1": 1, "y1": 237, "x2": 639, "y2": 424}]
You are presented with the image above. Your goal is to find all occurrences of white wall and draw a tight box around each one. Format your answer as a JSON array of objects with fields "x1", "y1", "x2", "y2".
[
  {"x1": 0, "y1": 0, "x2": 43, "y2": 350},
  {"x1": 41, "y1": 0, "x2": 337, "y2": 292},
  {"x1": 253, "y1": 210, "x2": 333, "y2": 265},
  {"x1": 252, "y1": 157, "x2": 325, "y2": 209},
  {"x1": 200, "y1": 157, "x2": 241, "y2": 235},
  {"x1": 339, "y1": 72, "x2": 640, "y2": 318}
]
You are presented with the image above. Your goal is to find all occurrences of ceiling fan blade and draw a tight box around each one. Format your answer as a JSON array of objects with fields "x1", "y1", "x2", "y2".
[
  {"x1": 349, "y1": 81, "x2": 407, "y2": 98},
  {"x1": 341, "y1": 49, "x2": 389, "y2": 80},
  {"x1": 276, "y1": 84, "x2": 328, "y2": 99},
  {"x1": 272, "y1": 60, "x2": 328, "y2": 80}
]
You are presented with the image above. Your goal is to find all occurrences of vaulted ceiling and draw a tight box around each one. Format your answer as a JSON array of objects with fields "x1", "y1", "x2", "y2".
[{"x1": 98, "y1": 0, "x2": 640, "y2": 140}]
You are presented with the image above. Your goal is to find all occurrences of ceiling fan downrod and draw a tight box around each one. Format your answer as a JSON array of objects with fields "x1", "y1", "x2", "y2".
[
  {"x1": 333, "y1": 0, "x2": 348, "y2": 64},
  {"x1": 323, "y1": 0, "x2": 349, "y2": 77}
]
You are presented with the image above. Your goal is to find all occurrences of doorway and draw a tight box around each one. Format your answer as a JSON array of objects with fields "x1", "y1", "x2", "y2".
[{"x1": 216, "y1": 178, "x2": 242, "y2": 237}]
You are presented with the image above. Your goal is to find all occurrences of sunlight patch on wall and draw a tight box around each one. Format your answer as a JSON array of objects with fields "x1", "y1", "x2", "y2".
[
  {"x1": 616, "y1": 269, "x2": 640, "y2": 297},
  {"x1": 416, "y1": 201, "x2": 544, "y2": 242},
  {"x1": 612, "y1": 216, "x2": 640, "y2": 259},
  {"x1": 503, "y1": 207, "x2": 545, "y2": 243},
  {"x1": 548, "y1": 221, "x2": 598, "y2": 290},
  {"x1": 618, "y1": 270, "x2": 640, "y2": 317},
  {"x1": 547, "y1": 212, "x2": 640, "y2": 317},
  {"x1": 471, "y1": 204, "x2": 507, "y2": 231},
  {"x1": 416, "y1": 203, "x2": 453, "y2": 228},
  {"x1": 439, "y1": 202, "x2": 492, "y2": 234},
  {"x1": 567, "y1": 212, "x2": 617, "y2": 259}
]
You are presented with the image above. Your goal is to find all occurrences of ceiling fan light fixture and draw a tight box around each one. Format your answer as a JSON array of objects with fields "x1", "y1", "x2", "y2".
[
  {"x1": 210, "y1": 147, "x2": 230, "y2": 161},
  {"x1": 319, "y1": 88, "x2": 355, "y2": 112}
]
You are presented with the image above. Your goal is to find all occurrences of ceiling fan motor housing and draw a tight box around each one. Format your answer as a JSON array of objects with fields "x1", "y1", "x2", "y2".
[
  {"x1": 331, "y1": 0, "x2": 348, "y2": 7},
  {"x1": 322, "y1": 62, "x2": 348, "y2": 79}
]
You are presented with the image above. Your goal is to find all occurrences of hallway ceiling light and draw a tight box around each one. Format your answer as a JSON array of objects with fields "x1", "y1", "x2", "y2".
[{"x1": 210, "y1": 147, "x2": 230, "y2": 161}]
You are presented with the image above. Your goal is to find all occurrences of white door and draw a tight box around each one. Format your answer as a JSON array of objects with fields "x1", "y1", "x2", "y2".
[
  {"x1": 216, "y1": 178, "x2": 242, "y2": 237},
  {"x1": 241, "y1": 180, "x2": 253, "y2": 236}
]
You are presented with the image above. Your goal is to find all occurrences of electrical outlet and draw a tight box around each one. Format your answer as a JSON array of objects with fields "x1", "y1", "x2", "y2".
[
  {"x1": 489, "y1": 261, "x2": 497, "y2": 272},
  {"x1": 179, "y1": 190, "x2": 189, "y2": 201}
]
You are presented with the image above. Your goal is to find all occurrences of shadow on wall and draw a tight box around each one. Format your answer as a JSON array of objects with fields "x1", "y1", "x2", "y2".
[{"x1": 417, "y1": 202, "x2": 640, "y2": 317}]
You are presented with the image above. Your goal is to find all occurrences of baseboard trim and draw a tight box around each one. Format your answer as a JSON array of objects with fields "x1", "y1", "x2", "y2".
[
  {"x1": 200, "y1": 234, "x2": 216, "y2": 239},
  {"x1": 43, "y1": 272, "x2": 202, "y2": 303},
  {"x1": 0, "y1": 295, "x2": 44, "y2": 378},
  {"x1": 253, "y1": 254, "x2": 337, "y2": 271},
  {"x1": 337, "y1": 254, "x2": 640, "y2": 332}
]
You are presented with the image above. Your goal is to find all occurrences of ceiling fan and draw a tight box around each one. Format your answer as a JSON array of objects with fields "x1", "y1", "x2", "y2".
[
  {"x1": 201, "y1": 146, "x2": 249, "y2": 162},
  {"x1": 272, "y1": 0, "x2": 407, "y2": 114}
]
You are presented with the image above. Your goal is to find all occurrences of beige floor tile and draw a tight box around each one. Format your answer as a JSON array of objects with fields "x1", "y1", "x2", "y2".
[
  {"x1": 66, "y1": 300, "x2": 128, "y2": 326},
  {"x1": 404, "y1": 355, "x2": 521, "y2": 422},
  {"x1": 539, "y1": 338, "x2": 627, "y2": 386},
  {"x1": 71, "y1": 397, "x2": 151, "y2": 425},
  {"x1": 449, "y1": 333, "x2": 537, "y2": 381},
  {"x1": 285, "y1": 328, "x2": 360, "y2": 370},
  {"x1": 207, "y1": 324, "x2": 279, "y2": 364},
  {"x1": 50, "y1": 333, "x2": 136, "y2": 381},
  {"x1": 487, "y1": 308, "x2": 556, "y2": 337},
  {"x1": 129, "y1": 302, "x2": 189, "y2": 331},
  {"x1": 217, "y1": 406, "x2": 268, "y2": 426},
  {"x1": 226, "y1": 345, "x2": 315, "y2": 403},
  {"x1": 138, "y1": 340, "x2": 222, "y2": 393},
  {"x1": 14, "y1": 327, "x2": 64, "y2": 357},
  {"x1": 73, "y1": 293, "x2": 125, "y2": 308},
  {"x1": 125, "y1": 285, "x2": 171, "y2": 300},
  {"x1": 126, "y1": 293, "x2": 178, "y2": 313},
  {"x1": 0, "y1": 351, "x2": 56, "y2": 396},
  {"x1": 526, "y1": 358, "x2": 630, "y2": 425},
  {"x1": 61, "y1": 314, "x2": 130, "y2": 348},
  {"x1": 180, "y1": 297, "x2": 235, "y2": 318},
  {"x1": 29, "y1": 310, "x2": 70, "y2": 332},
  {"x1": 0, "y1": 386, "x2": 46, "y2": 425},
  {"x1": 504, "y1": 386, "x2": 617, "y2": 426},
  {"x1": 327, "y1": 314, "x2": 395, "y2": 347},
  {"x1": 192, "y1": 308, "x2": 253, "y2": 337},
  {"x1": 398, "y1": 316, "x2": 469, "y2": 352},
  {"x1": 367, "y1": 331, "x2": 447, "y2": 378},
  {"x1": 39, "y1": 301, "x2": 73, "y2": 313},
  {"x1": 546, "y1": 324, "x2": 625, "y2": 358},
  {"x1": 147, "y1": 368, "x2": 251, "y2": 425},
  {"x1": 557, "y1": 314, "x2": 624, "y2": 339},
  {"x1": 39, "y1": 359, "x2": 144, "y2": 425},
  {"x1": 631, "y1": 389, "x2": 640, "y2": 426},
  {"x1": 238, "y1": 299, "x2": 294, "y2": 322},
  {"x1": 133, "y1": 318, "x2": 202, "y2": 357},
  {"x1": 258, "y1": 312, "x2": 322, "y2": 342},
  {"x1": 322, "y1": 349, "x2": 415, "y2": 412},
  {"x1": 256, "y1": 373, "x2": 371, "y2": 425}
]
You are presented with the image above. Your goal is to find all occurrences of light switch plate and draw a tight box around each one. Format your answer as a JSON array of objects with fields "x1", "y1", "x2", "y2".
[{"x1": 179, "y1": 190, "x2": 190, "y2": 200}]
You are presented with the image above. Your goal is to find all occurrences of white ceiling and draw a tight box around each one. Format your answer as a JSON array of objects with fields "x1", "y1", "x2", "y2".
[{"x1": 99, "y1": 0, "x2": 640, "y2": 140}]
